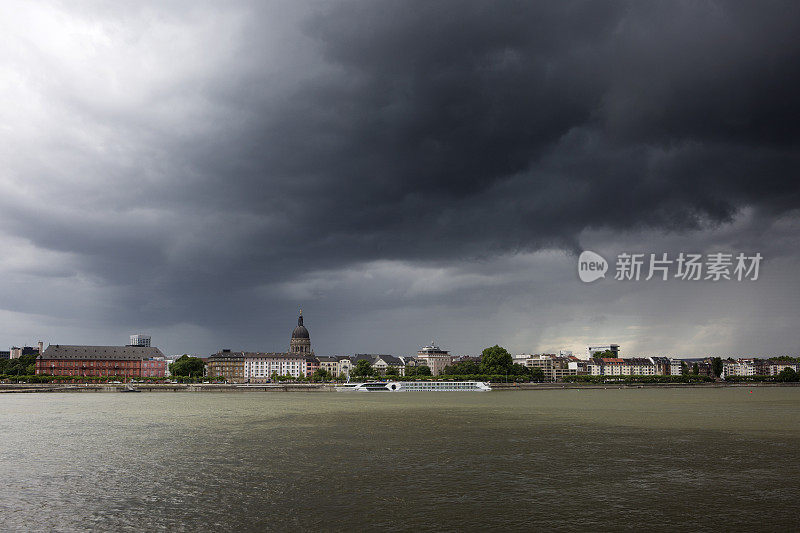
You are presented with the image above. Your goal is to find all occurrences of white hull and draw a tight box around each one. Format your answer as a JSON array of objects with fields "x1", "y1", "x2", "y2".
[
  {"x1": 342, "y1": 381, "x2": 491, "y2": 392},
  {"x1": 334, "y1": 383, "x2": 364, "y2": 392}
]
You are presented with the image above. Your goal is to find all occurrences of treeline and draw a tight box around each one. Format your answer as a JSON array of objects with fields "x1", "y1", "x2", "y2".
[
  {"x1": 0, "y1": 353, "x2": 37, "y2": 376},
  {"x1": 0, "y1": 375, "x2": 171, "y2": 383},
  {"x1": 388, "y1": 374, "x2": 540, "y2": 383},
  {"x1": 561, "y1": 375, "x2": 715, "y2": 384},
  {"x1": 760, "y1": 356, "x2": 800, "y2": 364},
  {"x1": 440, "y1": 346, "x2": 546, "y2": 382}
]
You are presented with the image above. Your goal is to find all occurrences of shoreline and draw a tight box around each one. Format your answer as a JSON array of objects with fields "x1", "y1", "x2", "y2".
[{"x1": 1, "y1": 382, "x2": 799, "y2": 393}]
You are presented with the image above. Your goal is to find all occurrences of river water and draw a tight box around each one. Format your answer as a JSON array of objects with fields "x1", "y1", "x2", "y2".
[{"x1": 1, "y1": 388, "x2": 799, "y2": 531}]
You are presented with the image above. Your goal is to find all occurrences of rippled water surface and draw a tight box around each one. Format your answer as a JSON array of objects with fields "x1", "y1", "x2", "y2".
[{"x1": 1, "y1": 388, "x2": 799, "y2": 531}]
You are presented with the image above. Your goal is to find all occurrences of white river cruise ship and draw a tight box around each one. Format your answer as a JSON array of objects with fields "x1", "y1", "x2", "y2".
[{"x1": 336, "y1": 381, "x2": 491, "y2": 392}]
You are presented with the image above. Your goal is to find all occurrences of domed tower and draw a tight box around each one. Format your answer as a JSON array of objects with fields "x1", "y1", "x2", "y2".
[{"x1": 290, "y1": 310, "x2": 312, "y2": 354}]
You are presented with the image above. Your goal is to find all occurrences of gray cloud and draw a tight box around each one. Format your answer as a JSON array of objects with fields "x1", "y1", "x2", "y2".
[{"x1": 0, "y1": 1, "x2": 799, "y2": 356}]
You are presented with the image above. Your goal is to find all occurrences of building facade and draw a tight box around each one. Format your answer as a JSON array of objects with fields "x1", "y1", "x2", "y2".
[
  {"x1": 207, "y1": 350, "x2": 245, "y2": 382},
  {"x1": 129, "y1": 334, "x2": 151, "y2": 347},
  {"x1": 514, "y1": 353, "x2": 554, "y2": 379},
  {"x1": 513, "y1": 353, "x2": 587, "y2": 381},
  {"x1": 316, "y1": 356, "x2": 340, "y2": 377},
  {"x1": 361, "y1": 354, "x2": 406, "y2": 376},
  {"x1": 35, "y1": 345, "x2": 166, "y2": 378},
  {"x1": 10, "y1": 342, "x2": 43, "y2": 359},
  {"x1": 243, "y1": 352, "x2": 315, "y2": 382},
  {"x1": 585, "y1": 356, "x2": 685, "y2": 377},
  {"x1": 768, "y1": 360, "x2": 800, "y2": 376},
  {"x1": 587, "y1": 344, "x2": 620, "y2": 359},
  {"x1": 620, "y1": 358, "x2": 656, "y2": 376},
  {"x1": 416, "y1": 344, "x2": 452, "y2": 376}
]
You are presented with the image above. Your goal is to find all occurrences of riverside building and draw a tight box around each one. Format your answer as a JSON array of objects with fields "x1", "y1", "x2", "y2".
[
  {"x1": 416, "y1": 344, "x2": 453, "y2": 376},
  {"x1": 513, "y1": 353, "x2": 585, "y2": 381},
  {"x1": 216, "y1": 312, "x2": 319, "y2": 382},
  {"x1": 243, "y1": 352, "x2": 317, "y2": 382},
  {"x1": 207, "y1": 350, "x2": 245, "y2": 382},
  {"x1": 35, "y1": 345, "x2": 167, "y2": 378}
]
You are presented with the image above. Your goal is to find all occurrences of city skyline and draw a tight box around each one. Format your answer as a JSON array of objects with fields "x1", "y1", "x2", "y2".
[{"x1": 1, "y1": 1, "x2": 799, "y2": 358}]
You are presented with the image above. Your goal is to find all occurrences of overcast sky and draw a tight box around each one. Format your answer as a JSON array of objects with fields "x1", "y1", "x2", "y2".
[{"x1": 1, "y1": 1, "x2": 799, "y2": 358}]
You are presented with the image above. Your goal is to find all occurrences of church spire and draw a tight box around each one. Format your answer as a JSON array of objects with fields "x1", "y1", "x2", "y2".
[{"x1": 298, "y1": 309, "x2": 303, "y2": 327}]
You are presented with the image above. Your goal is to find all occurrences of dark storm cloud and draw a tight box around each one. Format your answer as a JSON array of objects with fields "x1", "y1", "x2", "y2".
[
  {"x1": 2, "y1": 0, "x2": 800, "y2": 353},
  {"x1": 186, "y1": 0, "x2": 800, "y2": 270}
]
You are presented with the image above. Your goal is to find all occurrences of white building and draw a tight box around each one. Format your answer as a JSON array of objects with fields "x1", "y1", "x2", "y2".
[
  {"x1": 601, "y1": 359, "x2": 624, "y2": 375},
  {"x1": 130, "y1": 334, "x2": 151, "y2": 347},
  {"x1": 621, "y1": 358, "x2": 655, "y2": 376},
  {"x1": 513, "y1": 353, "x2": 585, "y2": 381},
  {"x1": 244, "y1": 352, "x2": 310, "y2": 382},
  {"x1": 769, "y1": 360, "x2": 799, "y2": 376},
  {"x1": 514, "y1": 354, "x2": 554, "y2": 379},
  {"x1": 370, "y1": 355, "x2": 406, "y2": 375},
  {"x1": 586, "y1": 344, "x2": 620, "y2": 359},
  {"x1": 338, "y1": 357, "x2": 353, "y2": 379}
]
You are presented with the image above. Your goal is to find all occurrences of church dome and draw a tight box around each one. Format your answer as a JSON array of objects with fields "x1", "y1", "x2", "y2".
[{"x1": 291, "y1": 312, "x2": 309, "y2": 339}]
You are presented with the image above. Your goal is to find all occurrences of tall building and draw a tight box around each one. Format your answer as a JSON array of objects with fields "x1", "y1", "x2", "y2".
[
  {"x1": 586, "y1": 344, "x2": 620, "y2": 359},
  {"x1": 129, "y1": 334, "x2": 151, "y2": 347},
  {"x1": 289, "y1": 310, "x2": 312, "y2": 354},
  {"x1": 416, "y1": 344, "x2": 453, "y2": 376},
  {"x1": 10, "y1": 344, "x2": 42, "y2": 359}
]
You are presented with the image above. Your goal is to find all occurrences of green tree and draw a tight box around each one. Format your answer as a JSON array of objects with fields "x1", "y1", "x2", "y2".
[
  {"x1": 693, "y1": 362, "x2": 699, "y2": 375},
  {"x1": 2, "y1": 353, "x2": 39, "y2": 376},
  {"x1": 169, "y1": 355, "x2": 205, "y2": 377},
  {"x1": 480, "y1": 345, "x2": 513, "y2": 374},
  {"x1": 529, "y1": 367, "x2": 545, "y2": 382},
  {"x1": 509, "y1": 363, "x2": 529, "y2": 376},
  {"x1": 443, "y1": 360, "x2": 481, "y2": 375},
  {"x1": 385, "y1": 366, "x2": 399, "y2": 377},
  {"x1": 591, "y1": 349, "x2": 617, "y2": 361},
  {"x1": 777, "y1": 367, "x2": 799, "y2": 382},
  {"x1": 312, "y1": 368, "x2": 330, "y2": 381},
  {"x1": 712, "y1": 357, "x2": 723, "y2": 378},
  {"x1": 406, "y1": 365, "x2": 431, "y2": 377},
  {"x1": 352, "y1": 359, "x2": 374, "y2": 378}
]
